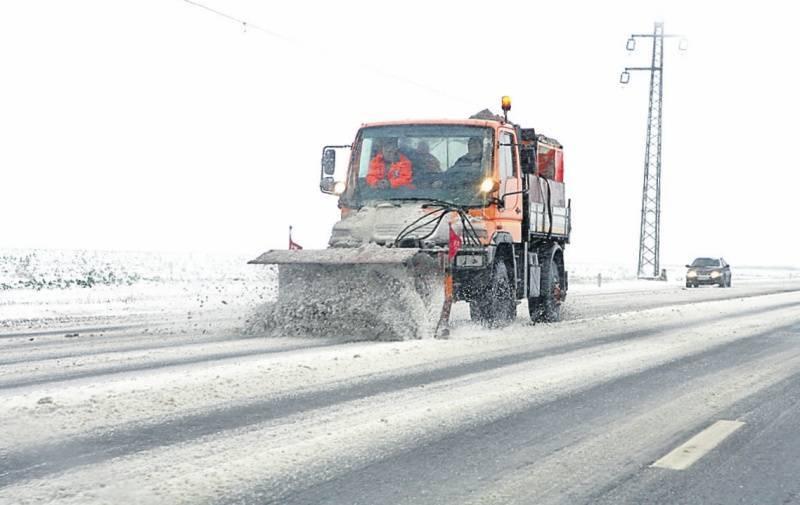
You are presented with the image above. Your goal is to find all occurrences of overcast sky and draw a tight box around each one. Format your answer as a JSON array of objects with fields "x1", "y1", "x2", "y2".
[{"x1": 1, "y1": 1, "x2": 798, "y2": 267}]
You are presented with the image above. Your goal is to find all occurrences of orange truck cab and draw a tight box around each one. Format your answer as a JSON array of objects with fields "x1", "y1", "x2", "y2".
[{"x1": 316, "y1": 98, "x2": 571, "y2": 326}]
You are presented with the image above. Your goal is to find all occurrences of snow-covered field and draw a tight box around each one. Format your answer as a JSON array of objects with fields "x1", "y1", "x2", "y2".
[
  {"x1": 4, "y1": 248, "x2": 797, "y2": 290},
  {"x1": 1, "y1": 249, "x2": 800, "y2": 504}
]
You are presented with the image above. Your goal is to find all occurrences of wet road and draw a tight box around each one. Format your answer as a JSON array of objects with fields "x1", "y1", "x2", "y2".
[{"x1": 2, "y1": 280, "x2": 800, "y2": 504}]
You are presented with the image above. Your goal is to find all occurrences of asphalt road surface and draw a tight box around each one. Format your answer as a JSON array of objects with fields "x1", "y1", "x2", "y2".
[{"x1": 2, "y1": 279, "x2": 800, "y2": 504}]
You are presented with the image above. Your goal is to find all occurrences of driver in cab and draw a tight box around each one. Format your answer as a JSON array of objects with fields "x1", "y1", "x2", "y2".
[
  {"x1": 445, "y1": 137, "x2": 484, "y2": 186},
  {"x1": 366, "y1": 137, "x2": 414, "y2": 189}
]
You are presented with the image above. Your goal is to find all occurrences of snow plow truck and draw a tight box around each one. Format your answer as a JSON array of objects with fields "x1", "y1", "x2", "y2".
[{"x1": 251, "y1": 97, "x2": 571, "y2": 340}]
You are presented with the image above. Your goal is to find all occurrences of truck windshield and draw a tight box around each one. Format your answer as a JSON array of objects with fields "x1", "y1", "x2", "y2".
[{"x1": 350, "y1": 125, "x2": 494, "y2": 206}]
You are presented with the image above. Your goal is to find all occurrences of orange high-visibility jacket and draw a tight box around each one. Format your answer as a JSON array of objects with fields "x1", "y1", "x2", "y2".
[{"x1": 366, "y1": 153, "x2": 414, "y2": 188}]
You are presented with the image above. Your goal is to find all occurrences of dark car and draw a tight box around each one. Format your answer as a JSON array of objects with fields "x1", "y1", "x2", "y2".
[{"x1": 685, "y1": 257, "x2": 732, "y2": 288}]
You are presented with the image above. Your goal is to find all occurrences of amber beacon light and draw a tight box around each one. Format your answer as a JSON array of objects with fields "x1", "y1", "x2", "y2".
[{"x1": 501, "y1": 96, "x2": 511, "y2": 121}]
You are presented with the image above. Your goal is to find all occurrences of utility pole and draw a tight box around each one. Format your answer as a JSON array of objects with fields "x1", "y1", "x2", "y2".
[{"x1": 620, "y1": 22, "x2": 686, "y2": 279}]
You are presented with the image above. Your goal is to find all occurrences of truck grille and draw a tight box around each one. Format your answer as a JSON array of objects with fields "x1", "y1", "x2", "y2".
[{"x1": 375, "y1": 221, "x2": 436, "y2": 239}]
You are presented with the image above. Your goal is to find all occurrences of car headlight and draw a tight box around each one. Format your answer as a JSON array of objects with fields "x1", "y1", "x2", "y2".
[
  {"x1": 711, "y1": 271, "x2": 721, "y2": 278},
  {"x1": 687, "y1": 270, "x2": 697, "y2": 278}
]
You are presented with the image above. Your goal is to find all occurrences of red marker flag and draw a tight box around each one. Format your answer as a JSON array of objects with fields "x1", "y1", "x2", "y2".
[
  {"x1": 288, "y1": 226, "x2": 303, "y2": 250},
  {"x1": 448, "y1": 223, "x2": 462, "y2": 260}
]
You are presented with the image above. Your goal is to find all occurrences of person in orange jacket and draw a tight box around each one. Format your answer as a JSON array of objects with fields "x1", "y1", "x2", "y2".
[{"x1": 366, "y1": 137, "x2": 414, "y2": 189}]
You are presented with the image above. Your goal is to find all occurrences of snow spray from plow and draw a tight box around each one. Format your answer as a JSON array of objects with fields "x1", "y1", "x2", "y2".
[{"x1": 248, "y1": 246, "x2": 446, "y2": 341}]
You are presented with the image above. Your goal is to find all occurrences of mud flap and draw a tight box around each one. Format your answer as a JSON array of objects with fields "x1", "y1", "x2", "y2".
[
  {"x1": 528, "y1": 252, "x2": 541, "y2": 298},
  {"x1": 435, "y1": 272, "x2": 454, "y2": 338}
]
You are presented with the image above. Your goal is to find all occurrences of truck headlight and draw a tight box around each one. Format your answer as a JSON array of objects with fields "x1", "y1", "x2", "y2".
[
  {"x1": 479, "y1": 178, "x2": 499, "y2": 193},
  {"x1": 687, "y1": 270, "x2": 697, "y2": 278},
  {"x1": 456, "y1": 254, "x2": 485, "y2": 267}
]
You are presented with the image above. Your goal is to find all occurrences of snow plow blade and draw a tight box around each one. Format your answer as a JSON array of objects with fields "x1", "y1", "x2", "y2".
[{"x1": 248, "y1": 247, "x2": 446, "y2": 341}]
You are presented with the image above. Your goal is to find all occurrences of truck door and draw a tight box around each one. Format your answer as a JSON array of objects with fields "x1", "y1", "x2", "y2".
[{"x1": 497, "y1": 130, "x2": 522, "y2": 241}]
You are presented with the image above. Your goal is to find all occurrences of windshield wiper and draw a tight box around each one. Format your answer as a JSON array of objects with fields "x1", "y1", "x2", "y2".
[
  {"x1": 391, "y1": 198, "x2": 485, "y2": 247},
  {"x1": 385, "y1": 197, "x2": 482, "y2": 209}
]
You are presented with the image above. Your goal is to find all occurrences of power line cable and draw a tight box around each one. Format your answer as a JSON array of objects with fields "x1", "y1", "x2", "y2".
[
  {"x1": 183, "y1": 0, "x2": 294, "y2": 43},
  {"x1": 181, "y1": 0, "x2": 481, "y2": 109}
]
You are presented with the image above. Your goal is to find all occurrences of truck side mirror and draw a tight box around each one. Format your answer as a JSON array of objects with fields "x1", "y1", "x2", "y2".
[
  {"x1": 319, "y1": 144, "x2": 352, "y2": 195},
  {"x1": 322, "y1": 149, "x2": 336, "y2": 176}
]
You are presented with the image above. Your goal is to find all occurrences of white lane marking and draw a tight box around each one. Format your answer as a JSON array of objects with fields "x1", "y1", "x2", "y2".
[{"x1": 652, "y1": 420, "x2": 745, "y2": 470}]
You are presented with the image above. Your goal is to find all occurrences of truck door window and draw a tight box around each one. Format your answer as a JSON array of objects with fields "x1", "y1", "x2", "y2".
[
  {"x1": 358, "y1": 138, "x2": 376, "y2": 177},
  {"x1": 499, "y1": 132, "x2": 516, "y2": 180}
]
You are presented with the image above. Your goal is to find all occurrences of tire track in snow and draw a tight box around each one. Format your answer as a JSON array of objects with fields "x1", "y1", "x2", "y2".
[
  {"x1": 0, "y1": 311, "x2": 244, "y2": 350},
  {"x1": 4, "y1": 290, "x2": 800, "y2": 392},
  {"x1": 0, "y1": 333, "x2": 268, "y2": 367},
  {"x1": 0, "y1": 339, "x2": 341, "y2": 391},
  {"x1": 2, "y1": 300, "x2": 799, "y2": 488},
  {"x1": 457, "y1": 338, "x2": 800, "y2": 505},
  {"x1": 4, "y1": 303, "x2": 800, "y2": 505},
  {"x1": 562, "y1": 282, "x2": 800, "y2": 321},
  {"x1": 259, "y1": 327, "x2": 800, "y2": 505},
  {"x1": 5, "y1": 296, "x2": 800, "y2": 392},
  {"x1": 0, "y1": 324, "x2": 147, "y2": 341}
]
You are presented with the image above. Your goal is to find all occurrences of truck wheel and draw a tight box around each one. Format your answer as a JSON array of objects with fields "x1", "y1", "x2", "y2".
[
  {"x1": 530, "y1": 256, "x2": 562, "y2": 323},
  {"x1": 472, "y1": 260, "x2": 515, "y2": 327}
]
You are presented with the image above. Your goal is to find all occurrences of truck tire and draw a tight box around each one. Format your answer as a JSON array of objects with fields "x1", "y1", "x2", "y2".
[
  {"x1": 471, "y1": 260, "x2": 516, "y2": 327},
  {"x1": 529, "y1": 255, "x2": 562, "y2": 323}
]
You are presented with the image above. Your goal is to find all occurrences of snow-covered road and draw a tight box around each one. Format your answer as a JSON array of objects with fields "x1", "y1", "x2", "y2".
[{"x1": 2, "y1": 278, "x2": 800, "y2": 504}]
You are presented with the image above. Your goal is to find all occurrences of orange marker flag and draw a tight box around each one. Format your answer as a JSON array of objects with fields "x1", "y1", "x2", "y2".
[{"x1": 448, "y1": 223, "x2": 462, "y2": 260}]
